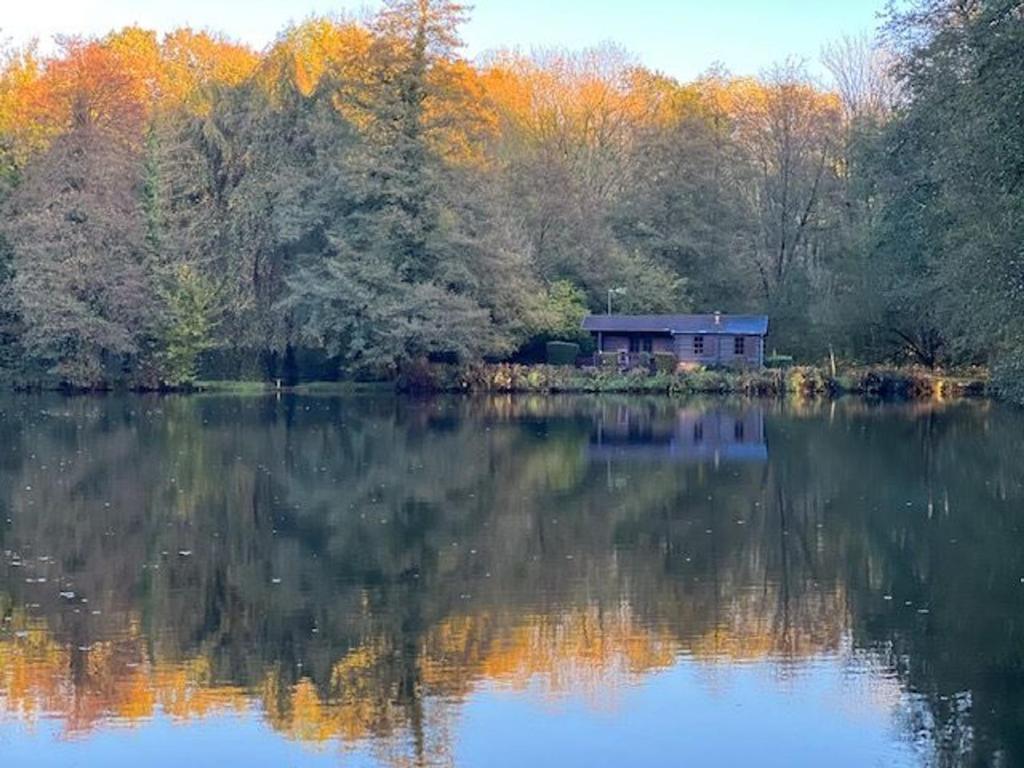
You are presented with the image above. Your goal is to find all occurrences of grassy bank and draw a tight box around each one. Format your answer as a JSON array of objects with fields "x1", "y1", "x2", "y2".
[
  {"x1": 192, "y1": 380, "x2": 393, "y2": 395},
  {"x1": 398, "y1": 363, "x2": 989, "y2": 399},
  {"x1": 5, "y1": 365, "x2": 989, "y2": 400}
]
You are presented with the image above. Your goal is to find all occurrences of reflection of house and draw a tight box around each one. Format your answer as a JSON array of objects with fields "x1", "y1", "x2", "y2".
[
  {"x1": 587, "y1": 407, "x2": 767, "y2": 463},
  {"x1": 582, "y1": 313, "x2": 768, "y2": 368}
]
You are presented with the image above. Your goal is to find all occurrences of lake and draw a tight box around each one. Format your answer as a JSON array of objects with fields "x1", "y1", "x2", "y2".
[{"x1": 0, "y1": 393, "x2": 1022, "y2": 767}]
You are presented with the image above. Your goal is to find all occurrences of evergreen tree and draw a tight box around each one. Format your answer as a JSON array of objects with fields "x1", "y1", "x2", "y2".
[{"x1": 2, "y1": 41, "x2": 155, "y2": 387}]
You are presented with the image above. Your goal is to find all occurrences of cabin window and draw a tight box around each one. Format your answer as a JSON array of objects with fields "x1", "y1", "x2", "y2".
[
  {"x1": 734, "y1": 336, "x2": 746, "y2": 356},
  {"x1": 693, "y1": 336, "x2": 705, "y2": 355},
  {"x1": 629, "y1": 337, "x2": 654, "y2": 353}
]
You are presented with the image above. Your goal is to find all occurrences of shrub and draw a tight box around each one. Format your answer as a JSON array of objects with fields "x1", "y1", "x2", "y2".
[
  {"x1": 786, "y1": 366, "x2": 830, "y2": 395},
  {"x1": 764, "y1": 354, "x2": 794, "y2": 369},
  {"x1": 633, "y1": 351, "x2": 653, "y2": 371},
  {"x1": 653, "y1": 352, "x2": 676, "y2": 374},
  {"x1": 546, "y1": 341, "x2": 580, "y2": 366},
  {"x1": 405, "y1": 361, "x2": 986, "y2": 400}
]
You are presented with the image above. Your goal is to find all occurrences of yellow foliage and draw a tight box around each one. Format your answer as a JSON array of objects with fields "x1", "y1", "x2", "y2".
[{"x1": 258, "y1": 18, "x2": 372, "y2": 103}]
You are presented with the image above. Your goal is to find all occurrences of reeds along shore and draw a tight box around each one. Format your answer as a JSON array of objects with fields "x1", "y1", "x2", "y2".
[
  {"x1": 3, "y1": 363, "x2": 990, "y2": 400},
  {"x1": 398, "y1": 363, "x2": 990, "y2": 399}
]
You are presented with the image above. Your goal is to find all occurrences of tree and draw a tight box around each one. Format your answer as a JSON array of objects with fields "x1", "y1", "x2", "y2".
[
  {"x1": 2, "y1": 40, "x2": 154, "y2": 387},
  {"x1": 285, "y1": 252, "x2": 498, "y2": 375},
  {"x1": 817, "y1": 35, "x2": 899, "y2": 361},
  {"x1": 158, "y1": 264, "x2": 218, "y2": 385},
  {"x1": 151, "y1": 60, "x2": 359, "y2": 377},
  {"x1": 530, "y1": 280, "x2": 589, "y2": 344},
  {"x1": 284, "y1": 2, "x2": 523, "y2": 373},
  {"x1": 14, "y1": 8, "x2": 1023, "y2": 383},
  {"x1": 868, "y1": 0, "x2": 1024, "y2": 373},
  {"x1": 359, "y1": 0, "x2": 473, "y2": 283},
  {"x1": 613, "y1": 71, "x2": 749, "y2": 312},
  {"x1": 821, "y1": 33, "x2": 899, "y2": 124},
  {"x1": 481, "y1": 46, "x2": 688, "y2": 314},
  {"x1": 727, "y1": 64, "x2": 843, "y2": 354}
]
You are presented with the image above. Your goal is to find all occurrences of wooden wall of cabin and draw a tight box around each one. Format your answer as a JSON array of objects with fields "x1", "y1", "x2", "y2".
[
  {"x1": 674, "y1": 334, "x2": 764, "y2": 367},
  {"x1": 595, "y1": 332, "x2": 766, "y2": 367},
  {"x1": 598, "y1": 334, "x2": 674, "y2": 354}
]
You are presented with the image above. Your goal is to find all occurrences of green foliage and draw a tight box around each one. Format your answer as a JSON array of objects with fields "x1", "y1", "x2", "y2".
[
  {"x1": 408, "y1": 362, "x2": 789, "y2": 396},
  {"x1": 158, "y1": 265, "x2": 219, "y2": 386},
  {"x1": 991, "y1": 353, "x2": 1024, "y2": 406},
  {"x1": 864, "y1": 0, "x2": 1024, "y2": 370},
  {"x1": 532, "y1": 280, "x2": 589, "y2": 343},
  {"x1": 764, "y1": 354, "x2": 794, "y2": 369},
  {"x1": 2, "y1": 109, "x2": 154, "y2": 388},
  {"x1": 287, "y1": 253, "x2": 502, "y2": 376},
  {"x1": 402, "y1": 361, "x2": 988, "y2": 399},
  {"x1": 653, "y1": 352, "x2": 676, "y2": 374},
  {"x1": 0, "y1": 236, "x2": 19, "y2": 376},
  {"x1": 785, "y1": 366, "x2": 832, "y2": 396},
  {"x1": 0, "y1": 2, "x2": 1022, "y2": 389},
  {"x1": 545, "y1": 341, "x2": 579, "y2": 366}
]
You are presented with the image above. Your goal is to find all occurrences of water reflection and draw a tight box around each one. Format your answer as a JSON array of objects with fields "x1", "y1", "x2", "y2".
[
  {"x1": 0, "y1": 394, "x2": 1022, "y2": 766},
  {"x1": 588, "y1": 401, "x2": 767, "y2": 462}
]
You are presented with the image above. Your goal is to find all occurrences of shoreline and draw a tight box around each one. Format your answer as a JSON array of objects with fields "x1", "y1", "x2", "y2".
[
  {"x1": 394, "y1": 363, "x2": 990, "y2": 400},
  {"x1": 2, "y1": 363, "x2": 991, "y2": 401}
]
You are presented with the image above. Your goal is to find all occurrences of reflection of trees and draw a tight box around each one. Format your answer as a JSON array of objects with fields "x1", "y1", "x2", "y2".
[{"x1": 0, "y1": 395, "x2": 1022, "y2": 765}]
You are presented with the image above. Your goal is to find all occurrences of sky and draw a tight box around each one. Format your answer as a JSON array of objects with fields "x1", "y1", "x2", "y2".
[{"x1": 1, "y1": 0, "x2": 888, "y2": 80}]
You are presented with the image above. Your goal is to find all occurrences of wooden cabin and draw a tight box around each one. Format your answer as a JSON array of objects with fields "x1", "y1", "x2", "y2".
[{"x1": 582, "y1": 312, "x2": 769, "y2": 369}]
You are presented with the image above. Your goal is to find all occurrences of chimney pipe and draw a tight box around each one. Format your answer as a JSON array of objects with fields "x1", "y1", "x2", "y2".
[{"x1": 713, "y1": 311, "x2": 721, "y2": 325}]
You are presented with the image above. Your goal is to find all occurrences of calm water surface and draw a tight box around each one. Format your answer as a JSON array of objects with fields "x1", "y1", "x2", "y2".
[{"x1": 0, "y1": 393, "x2": 1022, "y2": 767}]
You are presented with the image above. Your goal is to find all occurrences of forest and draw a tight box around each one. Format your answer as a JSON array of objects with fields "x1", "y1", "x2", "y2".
[{"x1": 0, "y1": 0, "x2": 1021, "y2": 395}]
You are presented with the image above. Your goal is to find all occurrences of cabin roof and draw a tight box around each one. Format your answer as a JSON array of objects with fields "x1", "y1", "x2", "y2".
[{"x1": 581, "y1": 314, "x2": 769, "y2": 336}]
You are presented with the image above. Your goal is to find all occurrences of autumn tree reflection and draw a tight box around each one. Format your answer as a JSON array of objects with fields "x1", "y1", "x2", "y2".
[{"x1": 1, "y1": 394, "x2": 1023, "y2": 765}]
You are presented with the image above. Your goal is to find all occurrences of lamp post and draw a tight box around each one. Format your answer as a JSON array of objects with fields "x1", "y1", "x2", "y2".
[{"x1": 607, "y1": 287, "x2": 626, "y2": 315}]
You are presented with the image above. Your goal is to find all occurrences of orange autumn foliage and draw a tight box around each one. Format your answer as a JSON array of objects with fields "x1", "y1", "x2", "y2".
[
  {"x1": 0, "y1": 590, "x2": 848, "y2": 745},
  {"x1": 0, "y1": 19, "x2": 844, "y2": 182}
]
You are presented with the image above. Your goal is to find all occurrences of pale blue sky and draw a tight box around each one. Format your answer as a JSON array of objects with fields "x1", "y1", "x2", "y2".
[{"x1": 3, "y1": 1, "x2": 887, "y2": 80}]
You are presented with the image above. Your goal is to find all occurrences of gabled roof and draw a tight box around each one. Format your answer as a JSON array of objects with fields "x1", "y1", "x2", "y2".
[{"x1": 582, "y1": 314, "x2": 769, "y2": 336}]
